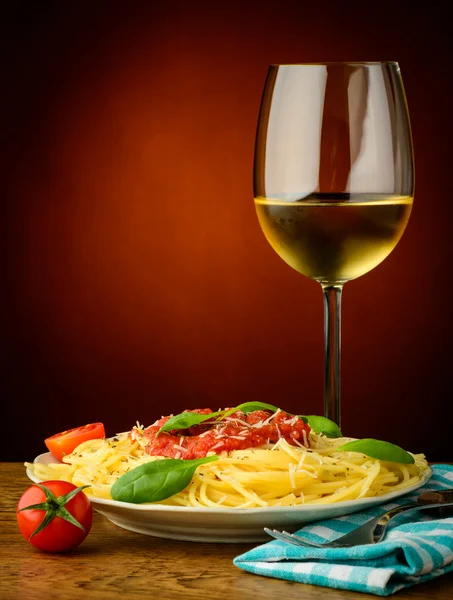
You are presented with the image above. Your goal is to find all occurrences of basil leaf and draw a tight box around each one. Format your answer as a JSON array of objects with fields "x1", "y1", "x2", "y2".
[
  {"x1": 224, "y1": 401, "x2": 281, "y2": 417},
  {"x1": 302, "y1": 415, "x2": 342, "y2": 438},
  {"x1": 158, "y1": 402, "x2": 283, "y2": 434},
  {"x1": 111, "y1": 455, "x2": 219, "y2": 503},
  {"x1": 337, "y1": 438, "x2": 414, "y2": 464},
  {"x1": 157, "y1": 410, "x2": 224, "y2": 435}
]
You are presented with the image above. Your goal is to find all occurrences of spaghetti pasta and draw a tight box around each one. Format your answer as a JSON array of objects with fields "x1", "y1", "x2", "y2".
[{"x1": 25, "y1": 429, "x2": 429, "y2": 508}]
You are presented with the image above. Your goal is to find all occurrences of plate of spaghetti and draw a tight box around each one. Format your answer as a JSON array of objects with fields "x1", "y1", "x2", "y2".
[{"x1": 25, "y1": 404, "x2": 431, "y2": 542}]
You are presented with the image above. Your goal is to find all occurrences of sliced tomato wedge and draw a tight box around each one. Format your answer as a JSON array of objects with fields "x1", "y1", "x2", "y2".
[{"x1": 45, "y1": 423, "x2": 106, "y2": 461}]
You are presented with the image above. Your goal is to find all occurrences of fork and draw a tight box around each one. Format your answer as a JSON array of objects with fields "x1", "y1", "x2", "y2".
[{"x1": 264, "y1": 501, "x2": 453, "y2": 548}]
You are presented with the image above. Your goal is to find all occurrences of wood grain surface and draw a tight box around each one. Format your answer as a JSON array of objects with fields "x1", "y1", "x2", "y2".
[{"x1": 1, "y1": 462, "x2": 453, "y2": 600}]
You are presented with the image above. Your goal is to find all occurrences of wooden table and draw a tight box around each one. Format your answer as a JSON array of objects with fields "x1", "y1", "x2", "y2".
[{"x1": 2, "y1": 462, "x2": 452, "y2": 600}]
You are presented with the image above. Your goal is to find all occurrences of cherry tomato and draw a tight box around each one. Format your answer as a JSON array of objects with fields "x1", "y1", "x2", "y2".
[
  {"x1": 45, "y1": 423, "x2": 105, "y2": 461},
  {"x1": 17, "y1": 481, "x2": 92, "y2": 552}
]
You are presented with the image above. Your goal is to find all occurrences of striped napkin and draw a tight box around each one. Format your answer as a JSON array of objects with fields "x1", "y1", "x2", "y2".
[{"x1": 234, "y1": 464, "x2": 453, "y2": 596}]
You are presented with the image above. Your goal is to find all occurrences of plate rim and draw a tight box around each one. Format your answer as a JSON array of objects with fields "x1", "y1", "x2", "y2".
[{"x1": 27, "y1": 452, "x2": 433, "y2": 515}]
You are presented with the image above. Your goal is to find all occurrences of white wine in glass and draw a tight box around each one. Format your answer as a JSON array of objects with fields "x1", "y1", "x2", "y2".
[{"x1": 254, "y1": 63, "x2": 414, "y2": 426}]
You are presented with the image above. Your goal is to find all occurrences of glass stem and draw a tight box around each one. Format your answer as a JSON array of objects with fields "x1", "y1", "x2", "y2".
[{"x1": 322, "y1": 284, "x2": 343, "y2": 427}]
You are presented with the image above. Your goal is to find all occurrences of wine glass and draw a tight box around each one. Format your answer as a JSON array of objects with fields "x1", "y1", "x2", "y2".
[{"x1": 254, "y1": 62, "x2": 414, "y2": 427}]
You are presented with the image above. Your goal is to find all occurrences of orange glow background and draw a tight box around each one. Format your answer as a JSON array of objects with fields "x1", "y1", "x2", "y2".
[{"x1": 3, "y1": 3, "x2": 452, "y2": 460}]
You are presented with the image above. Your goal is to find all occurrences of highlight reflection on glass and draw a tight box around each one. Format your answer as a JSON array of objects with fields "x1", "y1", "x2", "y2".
[{"x1": 254, "y1": 63, "x2": 414, "y2": 426}]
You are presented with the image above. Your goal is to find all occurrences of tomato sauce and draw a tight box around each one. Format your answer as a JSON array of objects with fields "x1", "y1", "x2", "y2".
[{"x1": 139, "y1": 408, "x2": 311, "y2": 459}]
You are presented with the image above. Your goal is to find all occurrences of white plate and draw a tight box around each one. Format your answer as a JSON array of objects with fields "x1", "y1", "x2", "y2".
[{"x1": 26, "y1": 452, "x2": 432, "y2": 543}]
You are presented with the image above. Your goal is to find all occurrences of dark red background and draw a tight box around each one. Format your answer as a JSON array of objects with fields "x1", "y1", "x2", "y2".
[{"x1": 2, "y1": 2, "x2": 451, "y2": 461}]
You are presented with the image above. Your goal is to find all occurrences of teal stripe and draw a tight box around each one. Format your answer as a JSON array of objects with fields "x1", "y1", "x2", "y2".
[
  {"x1": 400, "y1": 540, "x2": 433, "y2": 572},
  {"x1": 407, "y1": 534, "x2": 453, "y2": 568}
]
